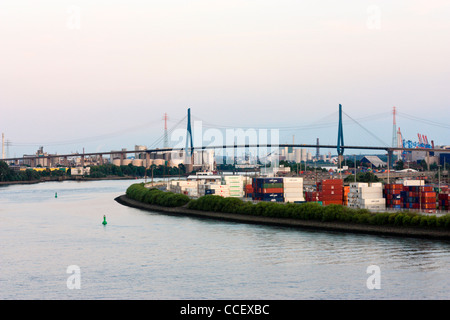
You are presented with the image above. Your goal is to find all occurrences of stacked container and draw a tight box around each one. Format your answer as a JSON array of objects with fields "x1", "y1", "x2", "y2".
[
  {"x1": 283, "y1": 177, "x2": 305, "y2": 203},
  {"x1": 347, "y1": 182, "x2": 385, "y2": 210},
  {"x1": 252, "y1": 177, "x2": 284, "y2": 202},
  {"x1": 305, "y1": 191, "x2": 321, "y2": 203},
  {"x1": 224, "y1": 175, "x2": 244, "y2": 198},
  {"x1": 245, "y1": 184, "x2": 254, "y2": 198},
  {"x1": 402, "y1": 185, "x2": 436, "y2": 211},
  {"x1": 168, "y1": 180, "x2": 199, "y2": 197},
  {"x1": 198, "y1": 183, "x2": 230, "y2": 197},
  {"x1": 383, "y1": 183, "x2": 403, "y2": 209},
  {"x1": 438, "y1": 187, "x2": 449, "y2": 211},
  {"x1": 317, "y1": 179, "x2": 343, "y2": 205},
  {"x1": 347, "y1": 182, "x2": 367, "y2": 208},
  {"x1": 343, "y1": 186, "x2": 350, "y2": 206}
]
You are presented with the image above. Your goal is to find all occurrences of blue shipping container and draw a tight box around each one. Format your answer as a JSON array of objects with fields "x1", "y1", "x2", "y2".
[
  {"x1": 260, "y1": 193, "x2": 284, "y2": 199},
  {"x1": 254, "y1": 177, "x2": 283, "y2": 184}
]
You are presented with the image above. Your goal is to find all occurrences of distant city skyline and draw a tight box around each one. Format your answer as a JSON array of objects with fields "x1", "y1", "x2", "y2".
[{"x1": 1, "y1": 0, "x2": 449, "y2": 157}]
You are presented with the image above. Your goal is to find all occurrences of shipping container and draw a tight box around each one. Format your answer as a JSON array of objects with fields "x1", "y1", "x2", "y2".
[
  {"x1": 260, "y1": 188, "x2": 283, "y2": 193},
  {"x1": 322, "y1": 200, "x2": 343, "y2": 206}
]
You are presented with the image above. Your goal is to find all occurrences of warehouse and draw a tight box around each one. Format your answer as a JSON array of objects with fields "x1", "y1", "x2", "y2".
[{"x1": 360, "y1": 156, "x2": 386, "y2": 168}]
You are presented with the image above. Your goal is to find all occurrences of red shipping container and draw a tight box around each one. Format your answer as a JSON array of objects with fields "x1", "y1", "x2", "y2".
[
  {"x1": 320, "y1": 193, "x2": 343, "y2": 200},
  {"x1": 439, "y1": 194, "x2": 450, "y2": 200},
  {"x1": 320, "y1": 179, "x2": 343, "y2": 185},
  {"x1": 421, "y1": 192, "x2": 436, "y2": 198},
  {"x1": 321, "y1": 189, "x2": 343, "y2": 196},
  {"x1": 386, "y1": 184, "x2": 403, "y2": 191},
  {"x1": 322, "y1": 200, "x2": 343, "y2": 206},
  {"x1": 320, "y1": 185, "x2": 341, "y2": 190}
]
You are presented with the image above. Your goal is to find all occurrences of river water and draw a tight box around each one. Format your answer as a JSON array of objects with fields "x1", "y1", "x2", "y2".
[{"x1": 0, "y1": 179, "x2": 449, "y2": 300}]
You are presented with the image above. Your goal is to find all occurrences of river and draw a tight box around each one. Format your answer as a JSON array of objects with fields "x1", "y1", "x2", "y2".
[{"x1": 0, "y1": 179, "x2": 449, "y2": 300}]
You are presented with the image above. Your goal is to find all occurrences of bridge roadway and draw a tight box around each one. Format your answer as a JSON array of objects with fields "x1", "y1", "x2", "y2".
[{"x1": 2, "y1": 144, "x2": 446, "y2": 166}]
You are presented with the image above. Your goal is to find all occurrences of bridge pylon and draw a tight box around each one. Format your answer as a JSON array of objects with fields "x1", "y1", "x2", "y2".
[
  {"x1": 337, "y1": 104, "x2": 345, "y2": 169},
  {"x1": 185, "y1": 108, "x2": 194, "y2": 173}
]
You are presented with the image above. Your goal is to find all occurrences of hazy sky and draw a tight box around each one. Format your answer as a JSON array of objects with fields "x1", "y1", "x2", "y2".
[{"x1": 1, "y1": 0, "x2": 449, "y2": 157}]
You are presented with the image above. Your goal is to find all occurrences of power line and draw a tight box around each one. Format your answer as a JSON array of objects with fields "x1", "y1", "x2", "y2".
[{"x1": 397, "y1": 112, "x2": 450, "y2": 129}]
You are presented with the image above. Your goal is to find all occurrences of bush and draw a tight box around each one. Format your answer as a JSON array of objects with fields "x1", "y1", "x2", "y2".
[
  {"x1": 419, "y1": 216, "x2": 429, "y2": 227},
  {"x1": 402, "y1": 215, "x2": 412, "y2": 226},
  {"x1": 394, "y1": 213, "x2": 406, "y2": 226},
  {"x1": 126, "y1": 183, "x2": 190, "y2": 207},
  {"x1": 427, "y1": 215, "x2": 437, "y2": 227},
  {"x1": 410, "y1": 215, "x2": 421, "y2": 226},
  {"x1": 356, "y1": 213, "x2": 372, "y2": 224},
  {"x1": 373, "y1": 213, "x2": 390, "y2": 226},
  {"x1": 437, "y1": 215, "x2": 450, "y2": 228}
]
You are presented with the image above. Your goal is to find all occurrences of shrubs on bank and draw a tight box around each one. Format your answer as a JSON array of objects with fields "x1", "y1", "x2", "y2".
[
  {"x1": 125, "y1": 183, "x2": 450, "y2": 229},
  {"x1": 126, "y1": 183, "x2": 190, "y2": 207},
  {"x1": 187, "y1": 195, "x2": 450, "y2": 229}
]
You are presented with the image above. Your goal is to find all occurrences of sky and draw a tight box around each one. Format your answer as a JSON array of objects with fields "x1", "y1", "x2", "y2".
[{"x1": 1, "y1": 0, "x2": 449, "y2": 158}]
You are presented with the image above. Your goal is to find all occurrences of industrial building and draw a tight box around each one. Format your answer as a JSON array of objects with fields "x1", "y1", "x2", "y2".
[{"x1": 360, "y1": 156, "x2": 386, "y2": 168}]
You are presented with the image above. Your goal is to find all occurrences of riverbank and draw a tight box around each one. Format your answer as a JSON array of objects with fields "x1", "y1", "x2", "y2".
[
  {"x1": 115, "y1": 195, "x2": 450, "y2": 241},
  {"x1": 0, "y1": 175, "x2": 144, "y2": 186}
]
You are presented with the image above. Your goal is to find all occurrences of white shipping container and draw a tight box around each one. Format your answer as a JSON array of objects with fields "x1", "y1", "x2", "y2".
[
  {"x1": 208, "y1": 185, "x2": 229, "y2": 189},
  {"x1": 358, "y1": 186, "x2": 383, "y2": 192},
  {"x1": 360, "y1": 205, "x2": 385, "y2": 210},
  {"x1": 369, "y1": 182, "x2": 382, "y2": 188},
  {"x1": 350, "y1": 182, "x2": 369, "y2": 188},
  {"x1": 283, "y1": 187, "x2": 303, "y2": 193},
  {"x1": 284, "y1": 192, "x2": 304, "y2": 198},
  {"x1": 360, "y1": 193, "x2": 383, "y2": 200},
  {"x1": 284, "y1": 197, "x2": 305, "y2": 202},
  {"x1": 283, "y1": 177, "x2": 303, "y2": 183},
  {"x1": 178, "y1": 181, "x2": 198, "y2": 187},
  {"x1": 358, "y1": 198, "x2": 386, "y2": 205},
  {"x1": 283, "y1": 184, "x2": 303, "y2": 190},
  {"x1": 403, "y1": 180, "x2": 425, "y2": 186},
  {"x1": 283, "y1": 178, "x2": 303, "y2": 186},
  {"x1": 358, "y1": 188, "x2": 383, "y2": 198},
  {"x1": 224, "y1": 175, "x2": 242, "y2": 179}
]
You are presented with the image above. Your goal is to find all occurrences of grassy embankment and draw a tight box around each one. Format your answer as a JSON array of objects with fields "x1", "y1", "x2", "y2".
[{"x1": 125, "y1": 183, "x2": 450, "y2": 230}]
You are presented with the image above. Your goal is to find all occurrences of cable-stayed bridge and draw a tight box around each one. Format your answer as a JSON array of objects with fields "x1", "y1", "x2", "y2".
[{"x1": 2, "y1": 105, "x2": 448, "y2": 169}]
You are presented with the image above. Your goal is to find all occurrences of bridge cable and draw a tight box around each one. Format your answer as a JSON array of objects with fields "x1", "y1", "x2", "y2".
[{"x1": 343, "y1": 111, "x2": 389, "y2": 147}]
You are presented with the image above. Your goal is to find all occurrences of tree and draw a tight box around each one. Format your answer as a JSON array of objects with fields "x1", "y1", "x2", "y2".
[
  {"x1": 394, "y1": 160, "x2": 404, "y2": 171},
  {"x1": 0, "y1": 161, "x2": 12, "y2": 181},
  {"x1": 344, "y1": 172, "x2": 380, "y2": 183}
]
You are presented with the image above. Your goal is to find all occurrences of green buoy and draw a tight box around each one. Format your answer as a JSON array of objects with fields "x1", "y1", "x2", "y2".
[
  {"x1": 102, "y1": 215, "x2": 107, "y2": 226},
  {"x1": 55, "y1": 192, "x2": 57, "y2": 198}
]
